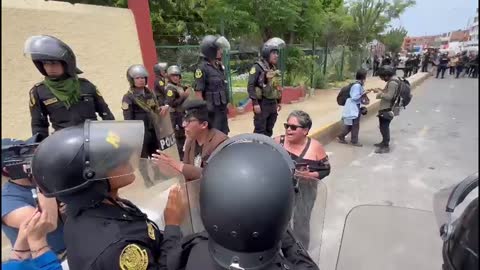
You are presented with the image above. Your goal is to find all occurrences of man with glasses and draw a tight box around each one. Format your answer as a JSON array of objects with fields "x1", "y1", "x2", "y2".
[{"x1": 152, "y1": 100, "x2": 228, "y2": 181}]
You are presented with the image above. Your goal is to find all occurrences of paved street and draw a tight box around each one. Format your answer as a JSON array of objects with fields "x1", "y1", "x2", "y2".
[{"x1": 316, "y1": 76, "x2": 479, "y2": 270}]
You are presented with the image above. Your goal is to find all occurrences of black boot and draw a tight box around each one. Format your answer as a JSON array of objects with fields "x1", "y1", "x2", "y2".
[
  {"x1": 337, "y1": 136, "x2": 348, "y2": 144},
  {"x1": 374, "y1": 142, "x2": 384, "y2": 147},
  {"x1": 375, "y1": 146, "x2": 390, "y2": 154}
]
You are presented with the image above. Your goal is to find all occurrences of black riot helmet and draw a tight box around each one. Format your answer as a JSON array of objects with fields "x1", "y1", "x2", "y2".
[
  {"x1": 200, "y1": 35, "x2": 231, "y2": 60},
  {"x1": 24, "y1": 35, "x2": 83, "y2": 78},
  {"x1": 200, "y1": 134, "x2": 295, "y2": 269},
  {"x1": 434, "y1": 173, "x2": 478, "y2": 270},
  {"x1": 261, "y1": 37, "x2": 286, "y2": 61},
  {"x1": 378, "y1": 65, "x2": 396, "y2": 77},
  {"x1": 1, "y1": 134, "x2": 41, "y2": 180},
  {"x1": 126, "y1": 64, "x2": 149, "y2": 87},
  {"x1": 153, "y1": 62, "x2": 168, "y2": 76},
  {"x1": 31, "y1": 120, "x2": 144, "y2": 207}
]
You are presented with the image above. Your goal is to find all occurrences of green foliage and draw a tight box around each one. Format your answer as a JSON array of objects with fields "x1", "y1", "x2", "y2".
[
  {"x1": 349, "y1": 0, "x2": 415, "y2": 45},
  {"x1": 379, "y1": 27, "x2": 408, "y2": 54}
]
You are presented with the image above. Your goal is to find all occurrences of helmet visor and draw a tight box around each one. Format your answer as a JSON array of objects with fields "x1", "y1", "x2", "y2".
[
  {"x1": 127, "y1": 65, "x2": 149, "y2": 79},
  {"x1": 264, "y1": 37, "x2": 286, "y2": 49},
  {"x1": 23, "y1": 35, "x2": 68, "y2": 61},
  {"x1": 86, "y1": 120, "x2": 144, "y2": 181},
  {"x1": 215, "y1": 36, "x2": 231, "y2": 51}
]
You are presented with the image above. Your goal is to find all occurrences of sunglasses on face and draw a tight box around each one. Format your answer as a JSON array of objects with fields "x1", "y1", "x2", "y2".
[{"x1": 284, "y1": 123, "x2": 304, "y2": 131}]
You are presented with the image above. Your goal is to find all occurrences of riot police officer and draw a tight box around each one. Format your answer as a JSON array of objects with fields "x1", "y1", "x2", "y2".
[
  {"x1": 164, "y1": 65, "x2": 189, "y2": 160},
  {"x1": 436, "y1": 53, "x2": 450, "y2": 79},
  {"x1": 122, "y1": 65, "x2": 168, "y2": 187},
  {"x1": 194, "y1": 35, "x2": 231, "y2": 135},
  {"x1": 24, "y1": 35, "x2": 115, "y2": 142},
  {"x1": 167, "y1": 134, "x2": 319, "y2": 270},
  {"x1": 30, "y1": 120, "x2": 187, "y2": 270},
  {"x1": 404, "y1": 54, "x2": 414, "y2": 78},
  {"x1": 248, "y1": 37, "x2": 285, "y2": 137},
  {"x1": 153, "y1": 62, "x2": 168, "y2": 105}
]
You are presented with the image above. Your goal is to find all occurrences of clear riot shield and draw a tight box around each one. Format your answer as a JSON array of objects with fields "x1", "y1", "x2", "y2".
[
  {"x1": 118, "y1": 158, "x2": 194, "y2": 234},
  {"x1": 150, "y1": 111, "x2": 180, "y2": 161},
  {"x1": 335, "y1": 205, "x2": 443, "y2": 270},
  {"x1": 291, "y1": 175, "x2": 327, "y2": 262},
  {"x1": 182, "y1": 173, "x2": 327, "y2": 262}
]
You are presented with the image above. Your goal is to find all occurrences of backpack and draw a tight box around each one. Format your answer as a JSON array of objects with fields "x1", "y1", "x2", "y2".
[
  {"x1": 337, "y1": 82, "x2": 356, "y2": 106},
  {"x1": 393, "y1": 78, "x2": 412, "y2": 108}
]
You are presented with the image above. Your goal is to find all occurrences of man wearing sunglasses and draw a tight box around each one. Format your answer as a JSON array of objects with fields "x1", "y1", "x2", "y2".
[{"x1": 152, "y1": 100, "x2": 228, "y2": 181}]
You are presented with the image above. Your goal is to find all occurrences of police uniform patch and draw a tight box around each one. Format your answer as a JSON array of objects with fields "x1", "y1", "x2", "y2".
[
  {"x1": 147, "y1": 222, "x2": 156, "y2": 240},
  {"x1": 249, "y1": 66, "x2": 256, "y2": 74},
  {"x1": 119, "y1": 244, "x2": 148, "y2": 270},
  {"x1": 147, "y1": 99, "x2": 156, "y2": 107},
  {"x1": 43, "y1": 97, "x2": 58, "y2": 106},
  {"x1": 122, "y1": 102, "x2": 129, "y2": 110},
  {"x1": 106, "y1": 131, "x2": 121, "y2": 149},
  {"x1": 159, "y1": 81, "x2": 165, "y2": 86},
  {"x1": 167, "y1": 90, "x2": 174, "y2": 97},
  {"x1": 195, "y1": 69, "x2": 203, "y2": 79},
  {"x1": 29, "y1": 91, "x2": 36, "y2": 107}
]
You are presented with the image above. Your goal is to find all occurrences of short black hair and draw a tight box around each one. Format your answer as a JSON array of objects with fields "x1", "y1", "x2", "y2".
[
  {"x1": 183, "y1": 99, "x2": 211, "y2": 128},
  {"x1": 356, "y1": 69, "x2": 367, "y2": 80}
]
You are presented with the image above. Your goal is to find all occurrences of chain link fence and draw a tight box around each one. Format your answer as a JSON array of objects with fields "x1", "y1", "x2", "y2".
[{"x1": 156, "y1": 44, "x2": 369, "y2": 110}]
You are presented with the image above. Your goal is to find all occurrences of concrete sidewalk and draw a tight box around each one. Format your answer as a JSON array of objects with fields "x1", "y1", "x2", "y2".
[{"x1": 227, "y1": 76, "x2": 388, "y2": 137}]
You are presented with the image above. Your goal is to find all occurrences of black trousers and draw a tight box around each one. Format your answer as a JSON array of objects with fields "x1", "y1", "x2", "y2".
[
  {"x1": 292, "y1": 179, "x2": 318, "y2": 249},
  {"x1": 140, "y1": 129, "x2": 162, "y2": 188},
  {"x1": 456, "y1": 66, "x2": 464, "y2": 78},
  {"x1": 170, "y1": 111, "x2": 186, "y2": 161},
  {"x1": 339, "y1": 114, "x2": 361, "y2": 143},
  {"x1": 436, "y1": 66, "x2": 447, "y2": 78},
  {"x1": 378, "y1": 114, "x2": 392, "y2": 147},
  {"x1": 208, "y1": 105, "x2": 229, "y2": 135},
  {"x1": 449, "y1": 66, "x2": 455, "y2": 75},
  {"x1": 253, "y1": 99, "x2": 278, "y2": 137},
  {"x1": 421, "y1": 65, "x2": 429, "y2": 72}
]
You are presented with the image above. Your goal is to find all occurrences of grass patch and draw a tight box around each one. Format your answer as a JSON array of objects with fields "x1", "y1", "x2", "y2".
[{"x1": 232, "y1": 92, "x2": 249, "y2": 106}]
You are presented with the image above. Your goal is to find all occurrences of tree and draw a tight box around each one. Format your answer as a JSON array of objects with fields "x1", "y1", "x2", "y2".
[
  {"x1": 349, "y1": 0, "x2": 415, "y2": 45},
  {"x1": 379, "y1": 27, "x2": 408, "y2": 54}
]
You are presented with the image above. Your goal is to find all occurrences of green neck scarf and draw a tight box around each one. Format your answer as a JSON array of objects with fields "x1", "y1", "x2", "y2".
[{"x1": 43, "y1": 77, "x2": 81, "y2": 109}]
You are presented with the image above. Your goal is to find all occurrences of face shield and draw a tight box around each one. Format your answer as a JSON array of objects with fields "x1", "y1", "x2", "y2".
[
  {"x1": 24, "y1": 35, "x2": 82, "y2": 75},
  {"x1": 215, "y1": 36, "x2": 231, "y2": 51},
  {"x1": 84, "y1": 120, "x2": 144, "y2": 182},
  {"x1": 264, "y1": 37, "x2": 286, "y2": 49}
]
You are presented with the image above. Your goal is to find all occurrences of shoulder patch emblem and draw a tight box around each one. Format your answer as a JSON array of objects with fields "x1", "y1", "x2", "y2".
[
  {"x1": 122, "y1": 102, "x2": 129, "y2": 110},
  {"x1": 249, "y1": 66, "x2": 256, "y2": 75},
  {"x1": 159, "y1": 80, "x2": 165, "y2": 86},
  {"x1": 167, "y1": 90, "x2": 174, "y2": 97},
  {"x1": 119, "y1": 244, "x2": 148, "y2": 270},
  {"x1": 43, "y1": 97, "x2": 58, "y2": 106},
  {"x1": 29, "y1": 91, "x2": 36, "y2": 107},
  {"x1": 147, "y1": 222, "x2": 156, "y2": 240},
  {"x1": 195, "y1": 69, "x2": 203, "y2": 79},
  {"x1": 147, "y1": 99, "x2": 156, "y2": 107}
]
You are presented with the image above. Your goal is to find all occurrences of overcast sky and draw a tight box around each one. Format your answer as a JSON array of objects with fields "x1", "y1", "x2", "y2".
[{"x1": 391, "y1": 0, "x2": 478, "y2": 37}]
